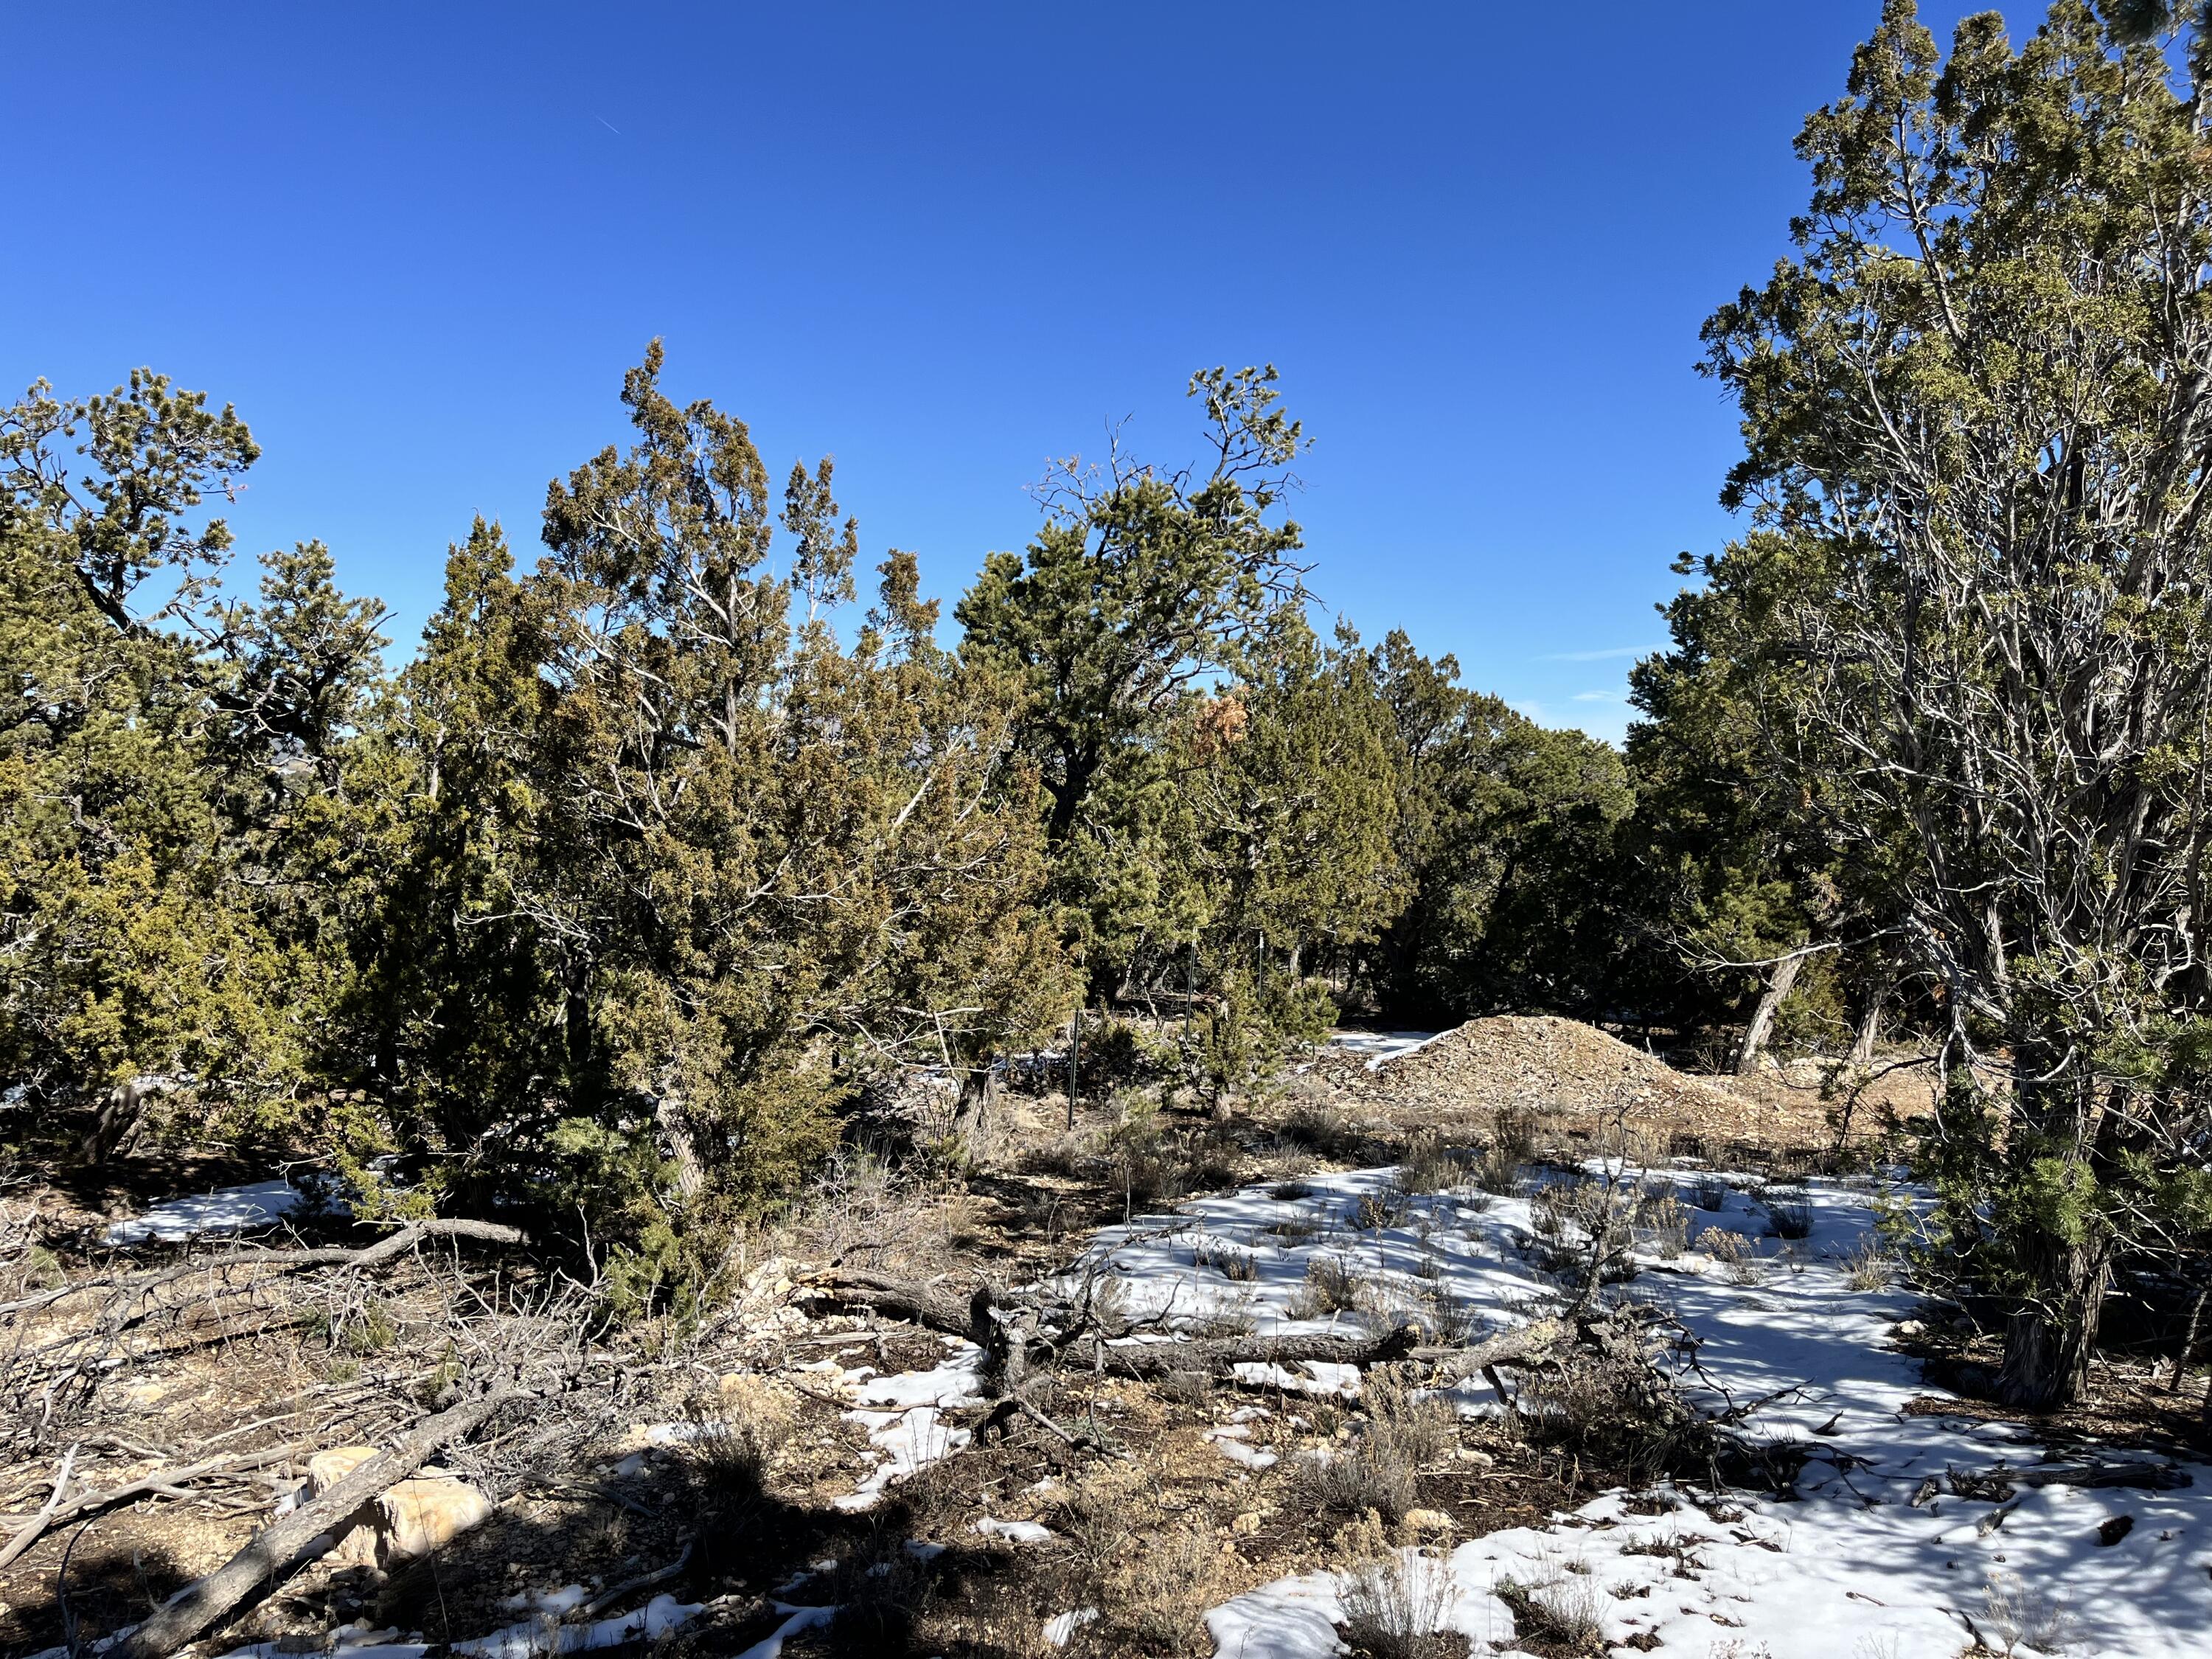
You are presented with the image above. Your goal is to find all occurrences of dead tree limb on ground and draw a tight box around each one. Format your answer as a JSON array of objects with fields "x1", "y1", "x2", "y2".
[{"x1": 110, "y1": 1388, "x2": 526, "y2": 1659}]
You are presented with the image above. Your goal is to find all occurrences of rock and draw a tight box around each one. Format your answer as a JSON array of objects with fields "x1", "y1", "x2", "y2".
[
  {"x1": 304, "y1": 1446, "x2": 492, "y2": 1565},
  {"x1": 1453, "y1": 1447, "x2": 1495, "y2": 1467},
  {"x1": 306, "y1": 1447, "x2": 383, "y2": 1566},
  {"x1": 1231, "y1": 1511, "x2": 1262, "y2": 1534},
  {"x1": 307, "y1": 1447, "x2": 380, "y2": 1495},
  {"x1": 378, "y1": 1476, "x2": 493, "y2": 1559},
  {"x1": 1402, "y1": 1507, "x2": 1455, "y2": 1534}
]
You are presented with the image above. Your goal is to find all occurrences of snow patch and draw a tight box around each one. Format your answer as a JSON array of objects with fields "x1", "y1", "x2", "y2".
[{"x1": 104, "y1": 1179, "x2": 314, "y2": 1245}]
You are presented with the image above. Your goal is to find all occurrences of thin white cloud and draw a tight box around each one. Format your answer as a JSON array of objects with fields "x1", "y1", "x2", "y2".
[
  {"x1": 1571, "y1": 689, "x2": 1615, "y2": 703},
  {"x1": 1541, "y1": 644, "x2": 1660, "y2": 663}
]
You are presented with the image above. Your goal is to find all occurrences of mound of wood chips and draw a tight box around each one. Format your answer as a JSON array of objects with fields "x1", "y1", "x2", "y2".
[{"x1": 1322, "y1": 1015, "x2": 1822, "y2": 1150}]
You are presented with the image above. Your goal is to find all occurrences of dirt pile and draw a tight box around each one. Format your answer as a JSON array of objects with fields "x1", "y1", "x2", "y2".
[{"x1": 1325, "y1": 1015, "x2": 1830, "y2": 1150}]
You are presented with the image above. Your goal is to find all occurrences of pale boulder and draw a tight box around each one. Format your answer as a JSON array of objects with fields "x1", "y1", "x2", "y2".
[
  {"x1": 377, "y1": 1475, "x2": 493, "y2": 1559},
  {"x1": 305, "y1": 1446, "x2": 383, "y2": 1566},
  {"x1": 303, "y1": 1446, "x2": 492, "y2": 1565}
]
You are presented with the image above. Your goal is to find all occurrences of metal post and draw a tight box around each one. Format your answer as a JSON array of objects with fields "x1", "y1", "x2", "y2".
[{"x1": 1067, "y1": 1006, "x2": 1080, "y2": 1130}]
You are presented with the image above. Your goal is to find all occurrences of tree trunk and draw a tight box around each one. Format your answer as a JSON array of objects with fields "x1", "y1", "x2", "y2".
[
  {"x1": 1848, "y1": 969, "x2": 1892, "y2": 1069},
  {"x1": 1996, "y1": 1233, "x2": 2107, "y2": 1409},
  {"x1": 1734, "y1": 952, "x2": 1805, "y2": 1076},
  {"x1": 655, "y1": 1096, "x2": 705, "y2": 1200},
  {"x1": 952, "y1": 1063, "x2": 998, "y2": 1139}
]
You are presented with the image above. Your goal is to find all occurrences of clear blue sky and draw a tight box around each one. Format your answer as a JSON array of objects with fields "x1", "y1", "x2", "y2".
[{"x1": 4, "y1": 1, "x2": 1999, "y2": 745}]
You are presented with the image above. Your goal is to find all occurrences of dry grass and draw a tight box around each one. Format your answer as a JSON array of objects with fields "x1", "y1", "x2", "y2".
[
  {"x1": 1064, "y1": 1466, "x2": 1242, "y2": 1652},
  {"x1": 1290, "y1": 1253, "x2": 1363, "y2": 1318},
  {"x1": 1295, "y1": 1375, "x2": 1453, "y2": 1523},
  {"x1": 1492, "y1": 1568, "x2": 1607, "y2": 1656},
  {"x1": 1840, "y1": 1237, "x2": 1894, "y2": 1291},
  {"x1": 1338, "y1": 1553, "x2": 1465, "y2": 1659}
]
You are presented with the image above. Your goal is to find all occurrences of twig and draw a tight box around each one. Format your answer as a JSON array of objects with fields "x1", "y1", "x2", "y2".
[
  {"x1": 0, "y1": 1441, "x2": 79, "y2": 1568},
  {"x1": 580, "y1": 1538, "x2": 693, "y2": 1618}
]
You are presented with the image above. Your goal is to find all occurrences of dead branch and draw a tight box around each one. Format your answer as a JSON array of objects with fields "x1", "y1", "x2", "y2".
[
  {"x1": 110, "y1": 1388, "x2": 526, "y2": 1659},
  {"x1": 0, "y1": 1441, "x2": 79, "y2": 1569},
  {"x1": 1948, "y1": 1458, "x2": 2193, "y2": 1498},
  {"x1": 11, "y1": 1440, "x2": 311, "y2": 1540},
  {"x1": 0, "y1": 1217, "x2": 530, "y2": 1322}
]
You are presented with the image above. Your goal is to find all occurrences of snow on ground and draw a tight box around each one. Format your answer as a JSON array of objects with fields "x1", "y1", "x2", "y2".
[
  {"x1": 1063, "y1": 1161, "x2": 2211, "y2": 1658},
  {"x1": 829, "y1": 1336, "x2": 986, "y2": 1511},
  {"x1": 102, "y1": 1178, "x2": 316, "y2": 1245},
  {"x1": 1325, "y1": 1029, "x2": 1442, "y2": 1069}
]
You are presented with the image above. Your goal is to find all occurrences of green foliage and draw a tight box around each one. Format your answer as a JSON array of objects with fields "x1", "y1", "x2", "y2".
[
  {"x1": 1683, "y1": 0, "x2": 2212, "y2": 1401},
  {"x1": 1366, "y1": 630, "x2": 1633, "y2": 1022}
]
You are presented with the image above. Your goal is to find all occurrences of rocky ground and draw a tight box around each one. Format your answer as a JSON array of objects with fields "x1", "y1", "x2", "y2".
[{"x1": 1, "y1": 1021, "x2": 2200, "y2": 1659}]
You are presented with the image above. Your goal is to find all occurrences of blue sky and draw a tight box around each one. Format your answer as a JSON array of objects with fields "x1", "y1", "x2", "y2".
[{"x1": 4, "y1": 1, "x2": 1999, "y2": 744}]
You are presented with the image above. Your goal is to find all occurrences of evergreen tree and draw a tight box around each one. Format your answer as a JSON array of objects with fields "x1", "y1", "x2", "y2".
[
  {"x1": 956, "y1": 367, "x2": 1310, "y2": 989},
  {"x1": 1689, "y1": 0, "x2": 2212, "y2": 1404},
  {"x1": 1366, "y1": 631, "x2": 1632, "y2": 1024}
]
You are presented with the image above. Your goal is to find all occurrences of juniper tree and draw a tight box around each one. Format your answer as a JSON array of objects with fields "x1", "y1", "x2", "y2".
[
  {"x1": 1365, "y1": 631, "x2": 1632, "y2": 1026},
  {"x1": 0, "y1": 375, "x2": 379, "y2": 1153},
  {"x1": 1691, "y1": 0, "x2": 2212, "y2": 1404},
  {"x1": 956, "y1": 366, "x2": 1311, "y2": 988}
]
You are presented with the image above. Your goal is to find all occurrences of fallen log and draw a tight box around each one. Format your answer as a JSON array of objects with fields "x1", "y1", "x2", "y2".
[
  {"x1": 1947, "y1": 1458, "x2": 2194, "y2": 1500},
  {"x1": 109, "y1": 1388, "x2": 524, "y2": 1659},
  {"x1": 805, "y1": 1269, "x2": 1578, "y2": 1388},
  {"x1": 799, "y1": 1268, "x2": 989, "y2": 1340},
  {"x1": 1064, "y1": 1322, "x2": 1426, "y2": 1380}
]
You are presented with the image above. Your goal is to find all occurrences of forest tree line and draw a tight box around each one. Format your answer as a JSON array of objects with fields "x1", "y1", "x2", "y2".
[{"x1": 7, "y1": 0, "x2": 2212, "y2": 1409}]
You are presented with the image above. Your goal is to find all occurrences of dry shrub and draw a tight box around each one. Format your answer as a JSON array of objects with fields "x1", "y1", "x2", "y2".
[
  {"x1": 1840, "y1": 1237, "x2": 1893, "y2": 1291},
  {"x1": 1290, "y1": 1254, "x2": 1363, "y2": 1318},
  {"x1": 1283, "y1": 1097, "x2": 1363, "y2": 1158},
  {"x1": 1687, "y1": 1173, "x2": 1731, "y2": 1211},
  {"x1": 1393, "y1": 1131, "x2": 1461, "y2": 1196},
  {"x1": 0, "y1": 1200, "x2": 58, "y2": 1301},
  {"x1": 1296, "y1": 1375, "x2": 1453, "y2": 1523},
  {"x1": 1019, "y1": 1133, "x2": 1092, "y2": 1179},
  {"x1": 1528, "y1": 1177, "x2": 1636, "y2": 1288},
  {"x1": 1356, "y1": 1189, "x2": 1412, "y2": 1231},
  {"x1": 1067, "y1": 1467, "x2": 1237, "y2": 1652},
  {"x1": 1492, "y1": 1571, "x2": 1607, "y2": 1656},
  {"x1": 1760, "y1": 1186, "x2": 1815, "y2": 1240},
  {"x1": 1630, "y1": 1187, "x2": 1688, "y2": 1259},
  {"x1": 1157, "y1": 1368, "x2": 1212, "y2": 1407},
  {"x1": 681, "y1": 1378, "x2": 794, "y2": 1488},
  {"x1": 821, "y1": 1534, "x2": 938, "y2": 1652},
  {"x1": 1270, "y1": 1179, "x2": 1315, "y2": 1202},
  {"x1": 1703, "y1": 1228, "x2": 1765, "y2": 1284},
  {"x1": 1509, "y1": 1335, "x2": 1710, "y2": 1491},
  {"x1": 1185, "y1": 1304, "x2": 1259, "y2": 1339},
  {"x1": 1196, "y1": 1237, "x2": 1260, "y2": 1281},
  {"x1": 790, "y1": 1148, "x2": 946, "y2": 1274},
  {"x1": 1338, "y1": 1554, "x2": 1465, "y2": 1659},
  {"x1": 1982, "y1": 1568, "x2": 2079, "y2": 1655}
]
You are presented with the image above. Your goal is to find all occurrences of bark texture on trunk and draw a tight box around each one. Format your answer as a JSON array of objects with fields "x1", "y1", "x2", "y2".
[
  {"x1": 1735, "y1": 952, "x2": 1805, "y2": 1076},
  {"x1": 1848, "y1": 970, "x2": 1893, "y2": 1069},
  {"x1": 1996, "y1": 1233, "x2": 2107, "y2": 1409}
]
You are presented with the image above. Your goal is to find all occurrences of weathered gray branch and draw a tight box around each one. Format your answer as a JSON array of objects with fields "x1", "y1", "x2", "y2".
[{"x1": 111, "y1": 1389, "x2": 524, "y2": 1659}]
